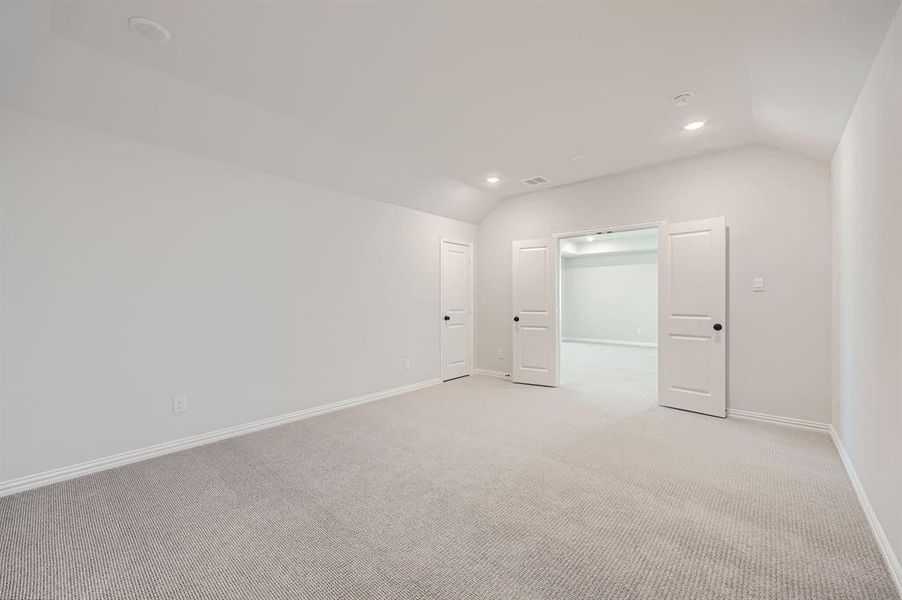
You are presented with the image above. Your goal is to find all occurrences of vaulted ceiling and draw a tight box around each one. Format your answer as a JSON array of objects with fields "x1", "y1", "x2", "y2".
[{"x1": 2, "y1": 1, "x2": 898, "y2": 223}]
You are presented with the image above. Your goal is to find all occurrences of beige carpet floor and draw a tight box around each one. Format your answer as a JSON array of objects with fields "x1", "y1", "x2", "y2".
[{"x1": 1, "y1": 374, "x2": 898, "y2": 599}]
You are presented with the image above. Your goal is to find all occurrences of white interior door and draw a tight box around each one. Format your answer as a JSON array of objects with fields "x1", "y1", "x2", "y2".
[
  {"x1": 441, "y1": 239, "x2": 472, "y2": 381},
  {"x1": 658, "y1": 217, "x2": 727, "y2": 417},
  {"x1": 512, "y1": 238, "x2": 557, "y2": 386}
]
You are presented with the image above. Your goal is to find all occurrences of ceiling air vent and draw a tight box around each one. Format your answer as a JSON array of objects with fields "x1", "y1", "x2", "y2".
[{"x1": 520, "y1": 176, "x2": 550, "y2": 186}]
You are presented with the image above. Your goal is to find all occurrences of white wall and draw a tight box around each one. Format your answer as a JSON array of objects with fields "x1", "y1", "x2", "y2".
[
  {"x1": 831, "y1": 5, "x2": 902, "y2": 579},
  {"x1": 477, "y1": 145, "x2": 832, "y2": 423},
  {"x1": 0, "y1": 110, "x2": 475, "y2": 483},
  {"x1": 562, "y1": 252, "x2": 658, "y2": 345}
]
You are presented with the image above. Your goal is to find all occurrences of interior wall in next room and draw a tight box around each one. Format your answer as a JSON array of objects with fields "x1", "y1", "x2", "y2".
[{"x1": 562, "y1": 251, "x2": 658, "y2": 346}]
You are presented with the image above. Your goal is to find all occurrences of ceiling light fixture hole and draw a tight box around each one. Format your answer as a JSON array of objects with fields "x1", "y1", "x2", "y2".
[{"x1": 672, "y1": 92, "x2": 693, "y2": 107}]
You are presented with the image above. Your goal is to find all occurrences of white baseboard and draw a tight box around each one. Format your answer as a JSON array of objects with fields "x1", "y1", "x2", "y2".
[
  {"x1": 0, "y1": 378, "x2": 441, "y2": 498},
  {"x1": 562, "y1": 337, "x2": 658, "y2": 348},
  {"x1": 726, "y1": 409, "x2": 831, "y2": 433},
  {"x1": 830, "y1": 426, "x2": 902, "y2": 595},
  {"x1": 474, "y1": 368, "x2": 510, "y2": 379}
]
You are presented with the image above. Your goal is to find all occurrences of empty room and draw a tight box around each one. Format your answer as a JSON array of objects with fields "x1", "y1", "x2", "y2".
[
  {"x1": 1, "y1": 2, "x2": 900, "y2": 599},
  {"x1": 559, "y1": 228, "x2": 659, "y2": 401}
]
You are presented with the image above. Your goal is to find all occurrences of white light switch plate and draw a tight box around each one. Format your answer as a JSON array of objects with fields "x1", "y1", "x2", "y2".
[{"x1": 752, "y1": 276, "x2": 765, "y2": 292}]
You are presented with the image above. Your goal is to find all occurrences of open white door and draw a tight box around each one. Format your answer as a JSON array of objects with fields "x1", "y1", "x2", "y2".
[
  {"x1": 441, "y1": 239, "x2": 472, "y2": 381},
  {"x1": 658, "y1": 217, "x2": 726, "y2": 417},
  {"x1": 512, "y1": 238, "x2": 557, "y2": 386}
]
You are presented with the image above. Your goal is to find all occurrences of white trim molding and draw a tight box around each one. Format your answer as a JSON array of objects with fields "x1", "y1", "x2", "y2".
[
  {"x1": 830, "y1": 427, "x2": 902, "y2": 595},
  {"x1": 0, "y1": 378, "x2": 441, "y2": 498},
  {"x1": 562, "y1": 337, "x2": 658, "y2": 348},
  {"x1": 726, "y1": 409, "x2": 831, "y2": 433},
  {"x1": 553, "y1": 220, "x2": 664, "y2": 240}
]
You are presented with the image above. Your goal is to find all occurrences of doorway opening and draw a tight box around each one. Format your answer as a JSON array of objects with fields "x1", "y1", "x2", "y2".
[{"x1": 558, "y1": 227, "x2": 659, "y2": 404}]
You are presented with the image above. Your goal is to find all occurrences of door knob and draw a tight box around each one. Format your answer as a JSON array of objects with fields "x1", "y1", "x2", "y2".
[
  {"x1": 713, "y1": 323, "x2": 723, "y2": 331},
  {"x1": 444, "y1": 315, "x2": 450, "y2": 321},
  {"x1": 513, "y1": 316, "x2": 520, "y2": 322}
]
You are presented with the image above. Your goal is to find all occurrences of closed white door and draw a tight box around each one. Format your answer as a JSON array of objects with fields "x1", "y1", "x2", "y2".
[
  {"x1": 441, "y1": 239, "x2": 472, "y2": 381},
  {"x1": 512, "y1": 238, "x2": 557, "y2": 386},
  {"x1": 658, "y1": 217, "x2": 727, "y2": 417}
]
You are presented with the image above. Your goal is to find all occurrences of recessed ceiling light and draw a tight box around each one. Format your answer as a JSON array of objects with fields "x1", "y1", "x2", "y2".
[
  {"x1": 485, "y1": 176, "x2": 500, "y2": 184},
  {"x1": 684, "y1": 121, "x2": 706, "y2": 131},
  {"x1": 128, "y1": 17, "x2": 171, "y2": 43},
  {"x1": 585, "y1": 236, "x2": 595, "y2": 242}
]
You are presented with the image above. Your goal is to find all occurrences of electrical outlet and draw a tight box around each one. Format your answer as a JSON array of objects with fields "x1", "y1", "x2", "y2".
[
  {"x1": 403, "y1": 358, "x2": 410, "y2": 370},
  {"x1": 498, "y1": 349, "x2": 505, "y2": 359},
  {"x1": 173, "y1": 395, "x2": 188, "y2": 414}
]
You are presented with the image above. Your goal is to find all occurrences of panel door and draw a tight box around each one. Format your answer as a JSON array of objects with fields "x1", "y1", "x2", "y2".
[
  {"x1": 658, "y1": 218, "x2": 726, "y2": 417},
  {"x1": 441, "y1": 239, "x2": 472, "y2": 381},
  {"x1": 512, "y1": 238, "x2": 557, "y2": 386}
]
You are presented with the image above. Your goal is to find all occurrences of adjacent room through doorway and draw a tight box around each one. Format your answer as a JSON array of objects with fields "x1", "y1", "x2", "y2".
[{"x1": 559, "y1": 227, "x2": 659, "y2": 404}]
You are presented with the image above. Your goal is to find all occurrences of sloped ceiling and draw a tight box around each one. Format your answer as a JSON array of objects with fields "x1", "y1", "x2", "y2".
[{"x1": 2, "y1": 1, "x2": 898, "y2": 223}]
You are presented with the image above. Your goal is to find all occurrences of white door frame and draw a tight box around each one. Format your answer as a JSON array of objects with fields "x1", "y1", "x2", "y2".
[
  {"x1": 440, "y1": 237, "x2": 474, "y2": 381},
  {"x1": 552, "y1": 220, "x2": 665, "y2": 390}
]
